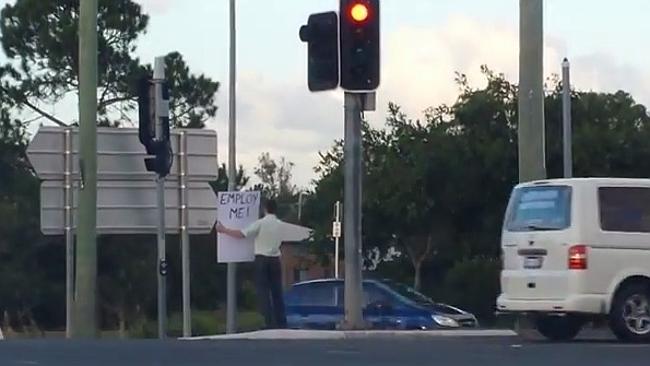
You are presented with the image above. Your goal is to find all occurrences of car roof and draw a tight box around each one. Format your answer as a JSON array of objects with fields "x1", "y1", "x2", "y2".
[
  {"x1": 515, "y1": 177, "x2": 650, "y2": 189},
  {"x1": 290, "y1": 278, "x2": 406, "y2": 288},
  {"x1": 291, "y1": 278, "x2": 386, "y2": 287}
]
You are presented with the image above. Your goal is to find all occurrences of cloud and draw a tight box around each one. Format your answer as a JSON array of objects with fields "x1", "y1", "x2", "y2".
[
  {"x1": 569, "y1": 54, "x2": 650, "y2": 106},
  {"x1": 212, "y1": 15, "x2": 650, "y2": 190},
  {"x1": 378, "y1": 16, "x2": 566, "y2": 121},
  {"x1": 136, "y1": 0, "x2": 173, "y2": 15},
  {"x1": 211, "y1": 71, "x2": 344, "y2": 189}
]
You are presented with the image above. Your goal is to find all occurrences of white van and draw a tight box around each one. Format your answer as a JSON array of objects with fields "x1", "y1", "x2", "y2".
[{"x1": 497, "y1": 178, "x2": 650, "y2": 342}]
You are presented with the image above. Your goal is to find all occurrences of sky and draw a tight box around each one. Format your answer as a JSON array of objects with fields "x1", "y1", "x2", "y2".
[{"x1": 3, "y1": 0, "x2": 650, "y2": 188}]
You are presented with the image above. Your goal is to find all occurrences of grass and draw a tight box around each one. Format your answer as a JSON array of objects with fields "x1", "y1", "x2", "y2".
[{"x1": 128, "y1": 310, "x2": 265, "y2": 338}]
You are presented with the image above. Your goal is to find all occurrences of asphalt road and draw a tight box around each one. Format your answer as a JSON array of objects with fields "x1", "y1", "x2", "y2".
[{"x1": 0, "y1": 336, "x2": 647, "y2": 366}]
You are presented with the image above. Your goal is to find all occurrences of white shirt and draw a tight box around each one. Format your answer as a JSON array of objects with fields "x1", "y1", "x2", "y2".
[{"x1": 241, "y1": 214, "x2": 284, "y2": 257}]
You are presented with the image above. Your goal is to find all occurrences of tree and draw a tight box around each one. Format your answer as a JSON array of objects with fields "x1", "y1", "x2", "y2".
[
  {"x1": 0, "y1": 0, "x2": 219, "y2": 127},
  {"x1": 254, "y1": 152, "x2": 297, "y2": 199},
  {"x1": 0, "y1": 87, "x2": 58, "y2": 333},
  {"x1": 306, "y1": 65, "x2": 650, "y2": 302},
  {"x1": 253, "y1": 153, "x2": 300, "y2": 221},
  {"x1": 212, "y1": 163, "x2": 250, "y2": 192}
]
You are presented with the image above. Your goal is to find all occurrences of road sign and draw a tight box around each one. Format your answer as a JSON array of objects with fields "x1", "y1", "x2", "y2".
[
  {"x1": 27, "y1": 126, "x2": 219, "y2": 235},
  {"x1": 27, "y1": 126, "x2": 218, "y2": 182},
  {"x1": 332, "y1": 221, "x2": 342, "y2": 238},
  {"x1": 40, "y1": 180, "x2": 217, "y2": 235}
]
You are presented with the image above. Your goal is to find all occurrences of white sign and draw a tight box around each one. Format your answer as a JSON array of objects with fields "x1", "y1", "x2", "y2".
[
  {"x1": 332, "y1": 222, "x2": 342, "y2": 238},
  {"x1": 27, "y1": 126, "x2": 219, "y2": 235},
  {"x1": 217, "y1": 191, "x2": 261, "y2": 263},
  {"x1": 40, "y1": 180, "x2": 217, "y2": 235}
]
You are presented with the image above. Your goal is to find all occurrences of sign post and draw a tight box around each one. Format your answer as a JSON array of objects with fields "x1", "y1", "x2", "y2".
[{"x1": 332, "y1": 201, "x2": 342, "y2": 279}]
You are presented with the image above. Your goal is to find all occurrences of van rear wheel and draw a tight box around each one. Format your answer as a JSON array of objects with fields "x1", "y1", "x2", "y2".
[
  {"x1": 609, "y1": 283, "x2": 650, "y2": 343},
  {"x1": 535, "y1": 315, "x2": 583, "y2": 341}
]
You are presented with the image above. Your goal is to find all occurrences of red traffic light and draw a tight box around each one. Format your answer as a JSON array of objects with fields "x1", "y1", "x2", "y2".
[{"x1": 349, "y1": 3, "x2": 369, "y2": 22}]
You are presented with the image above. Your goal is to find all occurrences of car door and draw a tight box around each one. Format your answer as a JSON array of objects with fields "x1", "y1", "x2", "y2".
[
  {"x1": 296, "y1": 282, "x2": 342, "y2": 330},
  {"x1": 362, "y1": 282, "x2": 398, "y2": 329}
]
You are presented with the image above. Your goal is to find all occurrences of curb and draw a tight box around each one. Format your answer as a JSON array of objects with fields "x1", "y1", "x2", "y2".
[{"x1": 181, "y1": 329, "x2": 517, "y2": 341}]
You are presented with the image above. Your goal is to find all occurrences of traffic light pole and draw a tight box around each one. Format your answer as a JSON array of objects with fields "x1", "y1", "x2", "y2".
[
  {"x1": 226, "y1": 0, "x2": 238, "y2": 334},
  {"x1": 343, "y1": 92, "x2": 364, "y2": 330},
  {"x1": 73, "y1": 0, "x2": 98, "y2": 338},
  {"x1": 153, "y1": 57, "x2": 168, "y2": 339}
]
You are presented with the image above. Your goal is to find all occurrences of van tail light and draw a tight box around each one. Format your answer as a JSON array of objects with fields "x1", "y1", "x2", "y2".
[{"x1": 568, "y1": 245, "x2": 587, "y2": 270}]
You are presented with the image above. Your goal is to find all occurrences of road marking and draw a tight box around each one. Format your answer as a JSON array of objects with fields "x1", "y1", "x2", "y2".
[
  {"x1": 182, "y1": 329, "x2": 517, "y2": 341},
  {"x1": 326, "y1": 349, "x2": 361, "y2": 355}
]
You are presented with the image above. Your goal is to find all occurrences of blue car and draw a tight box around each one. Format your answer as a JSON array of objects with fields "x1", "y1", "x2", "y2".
[{"x1": 284, "y1": 278, "x2": 479, "y2": 330}]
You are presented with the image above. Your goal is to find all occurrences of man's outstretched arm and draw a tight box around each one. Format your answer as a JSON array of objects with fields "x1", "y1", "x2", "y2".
[{"x1": 216, "y1": 222, "x2": 246, "y2": 239}]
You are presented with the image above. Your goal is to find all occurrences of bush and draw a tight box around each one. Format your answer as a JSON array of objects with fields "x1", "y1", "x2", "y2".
[
  {"x1": 128, "y1": 310, "x2": 265, "y2": 338},
  {"x1": 441, "y1": 256, "x2": 501, "y2": 325}
]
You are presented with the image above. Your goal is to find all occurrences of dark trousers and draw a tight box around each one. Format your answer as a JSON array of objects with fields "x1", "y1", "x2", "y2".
[{"x1": 254, "y1": 255, "x2": 287, "y2": 329}]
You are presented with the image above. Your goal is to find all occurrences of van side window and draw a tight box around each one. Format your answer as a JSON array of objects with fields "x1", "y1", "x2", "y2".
[{"x1": 599, "y1": 187, "x2": 650, "y2": 233}]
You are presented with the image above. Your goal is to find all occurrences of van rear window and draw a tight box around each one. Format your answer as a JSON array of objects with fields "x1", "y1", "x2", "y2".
[{"x1": 506, "y1": 185, "x2": 571, "y2": 232}]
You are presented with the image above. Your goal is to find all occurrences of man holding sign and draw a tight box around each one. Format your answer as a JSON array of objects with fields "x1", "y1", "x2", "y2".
[{"x1": 216, "y1": 199, "x2": 287, "y2": 329}]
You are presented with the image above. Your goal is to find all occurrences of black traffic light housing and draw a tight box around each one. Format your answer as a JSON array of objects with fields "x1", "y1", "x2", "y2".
[
  {"x1": 137, "y1": 76, "x2": 173, "y2": 177},
  {"x1": 339, "y1": 0, "x2": 380, "y2": 91},
  {"x1": 299, "y1": 11, "x2": 339, "y2": 92},
  {"x1": 137, "y1": 75, "x2": 156, "y2": 154}
]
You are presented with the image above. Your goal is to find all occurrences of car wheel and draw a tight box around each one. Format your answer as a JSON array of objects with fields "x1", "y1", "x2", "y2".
[
  {"x1": 535, "y1": 315, "x2": 583, "y2": 341},
  {"x1": 609, "y1": 283, "x2": 650, "y2": 343}
]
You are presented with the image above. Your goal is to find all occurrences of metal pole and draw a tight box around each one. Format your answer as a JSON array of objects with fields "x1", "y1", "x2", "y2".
[
  {"x1": 180, "y1": 131, "x2": 192, "y2": 337},
  {"x1": 342, "y1": 92, "x2": 364, "y2": 330},
  {"x1": 73, "y1": 0, "x2": 98, "y2": 338},
  {"x1": 298, "y1": 192, "x2": 304, "y2": 222},
  {"x1": 64, "y1": 128, "x2": 73, "y2": 338},
  {"x1": 153, "y1": 57, "x2": 168, "y2": 339},
  {"x1": 518, "y1": 0, "x2": 546, "y2": 182},
  {"x1": 562, "y1": 58, "x2": 573, "y2": 178},
  {"x1": 334, "y1": 201, "x2": 341, "y2": 279},
  {"x1": 226, "y1": 0, "x2": 238, "y2": 334}
]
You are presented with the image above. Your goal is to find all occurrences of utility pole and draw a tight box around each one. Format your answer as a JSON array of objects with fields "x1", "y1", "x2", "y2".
[
  {"x1": 562, "y1": 58, "x2": 573, "y2": 178},
  {"x1": 73, "y1": 0, "x2": 98, "y2": 338},
  {"x1": 342, "y1": 92, "x2": 364, "y2": 330},
  {"x1": 297, "y1": 192, "x2": 305, "y2": 222},
  {"x1": 518, "y1": 0, "x2": 546, "y2": 182},
  {"x1": 153, "y1": 57, "x2": 169, "y2": 339},
  {"x1": 226, "y1": 0, "x2": 238, "y2": 334}
]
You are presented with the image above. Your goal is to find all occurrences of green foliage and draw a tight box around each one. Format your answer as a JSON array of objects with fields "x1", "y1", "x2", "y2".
[
  {"x1": 253, "y1": 152, "x2": 302, "y2": 222},
  {"x1": 128, "y1": 311, "x2": 264, "y2": 338},
  {"x1": 440, "y1": 257, "x2": 501, "y2": 324},
  {"x1": 0, "y1": 0, "x2": 219, "y2": 127},
  {"x1": 305, "y1": 65, "x2": 650, "y2": 319}
]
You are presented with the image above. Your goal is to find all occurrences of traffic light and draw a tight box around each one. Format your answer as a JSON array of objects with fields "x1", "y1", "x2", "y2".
[
  {"x1": 299, "y1": 11, "x2": 339, "y2": 92},
  {"x1": 137, "y1": 75, "x2": 156, "y2": 154},
  {"x1": 144, "y1": 141, "x2": 173, "y2": 177},
  {"x1": 137, "y1": 76, "x2": 173, "y2": 177},
  {"x1": 339, "y1": 0, "x2": 380, "y2": 91}
]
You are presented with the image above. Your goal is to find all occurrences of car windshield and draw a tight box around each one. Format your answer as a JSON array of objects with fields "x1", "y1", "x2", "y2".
[{"x1": 506, "y1": 185, "x2": 572, "y2": 232}]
